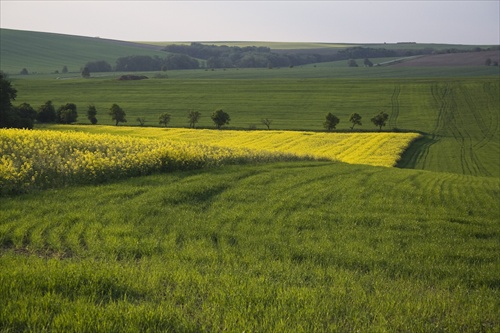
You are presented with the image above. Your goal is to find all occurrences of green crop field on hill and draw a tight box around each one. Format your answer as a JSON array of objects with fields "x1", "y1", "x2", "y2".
[
  {"x1": 1, "y1": 29, "x2": 499, "y2": 332},
  {"x1": 0, "y1": 29, "x2": 166, "y2": 74}
]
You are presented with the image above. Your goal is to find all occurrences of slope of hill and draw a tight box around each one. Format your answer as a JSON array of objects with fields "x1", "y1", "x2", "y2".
[
  {"x1": 0, "y1": 29, "x2": 166, "y2": 74},
  {"x1": 392, "y1": 50, "x2": 500, "y2": 67},
  {"x1": 1, "y1": 160, "x2": 499, "y2": 331}
]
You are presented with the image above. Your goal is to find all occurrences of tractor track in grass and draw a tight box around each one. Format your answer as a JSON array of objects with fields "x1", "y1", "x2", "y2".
[
  {"x1": 459, "y1": 85, "x2": 496, "y2": 150},
  {"x1": 389, "y1": 84, "x2": 401, "y2": 129},
  {"x1": 429, "y1": 82, "x2": 490, "y2": 176},
  {"x1": 474, "y1": 82, "x2": 500, "y2": 150},
  {"x1": 455, "y1": 85, "x2": 492, "y2": 176}
]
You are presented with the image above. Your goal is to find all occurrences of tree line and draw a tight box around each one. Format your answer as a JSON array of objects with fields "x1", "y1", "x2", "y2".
[
  {"x1": 163, "y1": 42, "x2": 327, "y2": 68},
  {"x1": 80, "y1": 44, "x2": 455, "y2": 74},
  {"x1": 81, "y1": 54, "x2": 199, "y2": 77},
  {"x1": 323, "y1": 112, "x2": 389, "y2": 131}
]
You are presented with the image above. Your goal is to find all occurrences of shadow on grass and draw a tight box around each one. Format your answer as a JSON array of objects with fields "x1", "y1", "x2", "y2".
[{"x1": 396, "y1": 134, "x2": 438, "y2": 170}]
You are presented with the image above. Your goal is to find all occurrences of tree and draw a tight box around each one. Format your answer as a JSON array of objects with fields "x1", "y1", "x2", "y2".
[
  {"x1": 0, "y1": 71, "x2": 18, "y2": 128},
  {"x1": 323, "y1": 112, "x2": 340, "y2": 131},
  {"x1": 348, "y1": 59, "x2": 358, "y2": 67},
  {"x1": 137, "y1": 117, "x2": 147, "y2": 126},
  {"x1": 485, "y1": 58, "x2": 492, "y2": 66},
  {"x1": 109, "y1": 104, "x2": 126, "y2": 126},
  {"x1": 211, "y1": 109, "x2": 230, "y2": 129},
  {"x1": 20, "y1": 68, "x2": 29, "y2": 75},
  {"x1": 158, "y1": 113, "x2": 171, "y2": 127},
  {"x1": 81, "y1": 66, "x2": 90, "y2": 78},
  {"x1": 187, "y1": 110, "x2": 201, "y2": 128},
  {"x1": 371, "y1": 112, "x2": 389, "y2": 130},
  {"x1": 10, "y1": 103, "x2": 36, "y2": 129},
  {"x1": 87, "y1": 105, "x2": 98, "y2": 124},
  {"x1": 349, "y1": 113, "x2": 362, "y2": 130},
  {"x1": 57, "y1": 103, "x2": 78, "y2": 124},
  {"x1": 0, "y1": 73, "x2": 38, "y2": 129},
  {"x1": 62, "y1": 65, "x2": 68, "y2": 74},
  {"x1": 36, "y1": 101, "x2": 57, "y2": 123},
  {"x1": 16, "y1": 103, "x2": 37, "y2": 123},
  {"x1": 363, "y1": 58, "x2": 373, "y2": 67},
  {"x1": 261, "y1": 118, "x2": 272, "y2": 130}
]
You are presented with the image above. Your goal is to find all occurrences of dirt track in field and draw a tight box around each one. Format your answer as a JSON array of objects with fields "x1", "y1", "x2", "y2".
[{"x1": 392, "y1": 50, "x2": 500, "y2": 67}]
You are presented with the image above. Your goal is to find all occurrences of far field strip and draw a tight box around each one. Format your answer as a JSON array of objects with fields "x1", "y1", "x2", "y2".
[{"x1": 44, "y1": 125, "x2": 421, "y2": 167}]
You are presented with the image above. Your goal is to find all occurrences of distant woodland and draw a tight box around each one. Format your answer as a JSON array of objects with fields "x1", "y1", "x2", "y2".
[{"x1": 82, "y1": 43, "x2": 495, "y2": 72}]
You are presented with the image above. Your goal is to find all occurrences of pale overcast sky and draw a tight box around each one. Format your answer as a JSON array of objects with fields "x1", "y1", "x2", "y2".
[{"x1": 1, "y1": 1, "x2": 499, "y2": 45}]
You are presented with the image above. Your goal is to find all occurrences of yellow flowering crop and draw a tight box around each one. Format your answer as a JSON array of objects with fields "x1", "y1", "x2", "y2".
[
  {"x1": 64, "y1": 126, "x2": 419, "y2": 168},
  {"x1": 1, "y1": 126, "x2": 419, "y2": 194},
  {"x1": 0, "y1": 129, "x2": 315, "y2": 194}
]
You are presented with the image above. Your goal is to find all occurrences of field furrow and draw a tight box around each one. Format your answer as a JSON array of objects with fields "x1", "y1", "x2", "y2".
[
  {"x1": 422, "y1": 81, "x2": 499, "y2": 177},
  {"x1": 388, "y1": 83, "x2": 401, "y2": 129},
  {"x1": 1, "y1": 161, "x2": 499, "y2": 332}
]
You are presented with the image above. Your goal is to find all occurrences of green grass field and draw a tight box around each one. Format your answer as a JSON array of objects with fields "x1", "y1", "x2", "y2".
[
  {"x1": 1, "y1": 162, "x2": 499, "y2": 332},
  {"x1": 0, "y1": 29, "x2": 167, "y2": 74}
]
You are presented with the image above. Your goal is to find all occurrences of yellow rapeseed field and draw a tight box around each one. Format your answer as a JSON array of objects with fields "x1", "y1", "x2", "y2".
[
  {"x1": 0, "y1": 128, "x2": 313, "y2": 194},
  {"x1": 45, "y1": 125, "x2": 421, "y2": 168},
  {"x1": 1, "y1": 127, "x2": 419, "y2": 194},
  {"x1": 156, "y1": 129, "x2": 420, "y2": 167}
]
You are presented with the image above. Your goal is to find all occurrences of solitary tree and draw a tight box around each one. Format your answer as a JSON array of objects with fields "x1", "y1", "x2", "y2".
[
  {"x1": 347, "y1": 59, "x2": 358, "y2": 67},
  {"x1": 137, "y1": 117, "x2": 147, "y2": 126},
  {"x1": 261, "y1": 118, "x2": 272, "y2": 130},
  {"x1": 20, "y1": 68, "x2": 29, "y2": 75},
  {"x1": 81, "y1": 66, "x2": 90, "y2": 78},
  {"x1": 363, "y1": 58, "x2": 373, "y2": 67},
  {"x1": 211, "y1": 109, "x2": 230, "y2": 129},
  {"x1": 87, "y1": 105, "x2": 98, "y2": 124},
  {"x1": 57, "y1": 103, "x2": 78, "y2": 124},
  {"x1": 36, "y1": 100, "x2": 57, "y2": 123},
  {"x1": 109, "y1": 103, "x2": 126, "y2": 126},
  {"x1": 349, "y1": 113, "x2": 362, "y2": 130},
  {"x1": 187, "y1": 110, "x2": 201, "y2": 128},
  {"x1": 159, "y1": 113, "x2": 171, "y2": 127},
  {"x1": 323, "y1": 112, "x2": 340, "y2": 131},
  {"x1": 62, "y1": 65, "x2": 68, "y2": 74},
  {"x1": 371, "y1": 112, "x2": 389, "y2": 130}
]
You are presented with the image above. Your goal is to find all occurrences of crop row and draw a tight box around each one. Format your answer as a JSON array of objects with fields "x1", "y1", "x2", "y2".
[{"x1": 0, "y1": 129, "x2": 315, "y2": 195}]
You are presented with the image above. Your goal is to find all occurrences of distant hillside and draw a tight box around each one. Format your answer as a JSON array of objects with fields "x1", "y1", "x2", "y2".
[
  {"x1": 1, "y1": 28, "x2": 498, "y2": 74},
  {"x1": 0, "y1": 29, "x2": 166, "y2": 74},
  {"x1": 391, "y1": 50, "x2": 500, "y2": 67}
]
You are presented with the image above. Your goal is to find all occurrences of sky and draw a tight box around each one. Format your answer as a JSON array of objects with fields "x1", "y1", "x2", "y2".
[{"x1": 1, "y1": 0, "x2": 499, "y2": 45}]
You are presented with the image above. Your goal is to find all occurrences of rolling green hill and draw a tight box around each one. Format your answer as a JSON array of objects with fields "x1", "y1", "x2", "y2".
[
  {"x1": 0, "y1": 29, "x2": 166, "y2": 74},
  {"x1": 1, "y1": 161, "x2": 499, "y2": 331},
  {"x1": 1, "y1": 29, "x2": 499, "y2": 332}
]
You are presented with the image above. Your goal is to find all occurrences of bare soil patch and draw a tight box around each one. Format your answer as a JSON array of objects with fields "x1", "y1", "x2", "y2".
[{"x1": 392, "y1": 50, "x2": 500, "y2": 67}]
